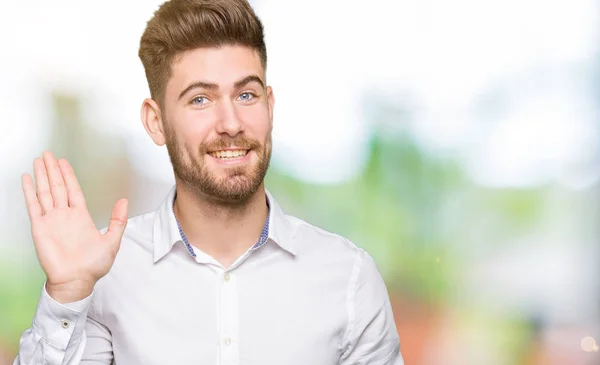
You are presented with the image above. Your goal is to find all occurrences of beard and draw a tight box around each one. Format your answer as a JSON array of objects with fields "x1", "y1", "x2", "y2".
[{"x1": 164, "y1": 125, "x2": 272, "y2": 205}]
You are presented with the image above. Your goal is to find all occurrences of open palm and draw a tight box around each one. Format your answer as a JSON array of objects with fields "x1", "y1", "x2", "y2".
[{"x1": 21, "y1": 152, "x2": 128, "y2": 303}]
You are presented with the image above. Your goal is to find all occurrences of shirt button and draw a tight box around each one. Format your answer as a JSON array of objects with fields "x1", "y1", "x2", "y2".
[
  {"x1": 61, "y1": 320, "x2": 70, "y2": 329},
  {"x1": 223, "y1": 337, "x2": 232, "y2": 346},
  {"x1": 224, "y1": 273, "x2": 231, "y2": 281}
]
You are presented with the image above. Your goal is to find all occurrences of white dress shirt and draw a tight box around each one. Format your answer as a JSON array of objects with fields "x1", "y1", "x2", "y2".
[{"x1": 14, "y1": 187, "x2": 403, "y2": 365}]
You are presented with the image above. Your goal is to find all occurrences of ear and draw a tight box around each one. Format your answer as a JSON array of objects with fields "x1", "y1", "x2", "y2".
[
  {"x1": 266, "y1": 86, "x2": 275, "y2": 126},
  {"x1": 141, "y1": 98, "x2": 166, "y2": 146}
]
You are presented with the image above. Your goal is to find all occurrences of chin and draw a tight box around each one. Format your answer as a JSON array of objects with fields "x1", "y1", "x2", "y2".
[{"x1": 209, "y1": 182, "x2": 261, "y2": 204}]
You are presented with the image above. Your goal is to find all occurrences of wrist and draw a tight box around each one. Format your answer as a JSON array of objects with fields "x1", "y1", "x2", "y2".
[{"x1": 46, "y1": 280, "x2": 95, "y2": 304}]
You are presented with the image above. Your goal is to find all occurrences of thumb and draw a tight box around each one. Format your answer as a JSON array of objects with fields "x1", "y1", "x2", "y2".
[{"x1": 104, "y1": 198, "x2": 129, "y2": 247}]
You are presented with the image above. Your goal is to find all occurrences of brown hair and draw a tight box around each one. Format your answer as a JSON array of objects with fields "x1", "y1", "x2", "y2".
[{"x1": 138, "y1": 0, "x2": 267, "y2": 106}]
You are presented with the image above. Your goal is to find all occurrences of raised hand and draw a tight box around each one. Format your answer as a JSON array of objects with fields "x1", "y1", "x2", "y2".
[{"x1": 21, "y1": 151, "x2": 128, "y2": 303}]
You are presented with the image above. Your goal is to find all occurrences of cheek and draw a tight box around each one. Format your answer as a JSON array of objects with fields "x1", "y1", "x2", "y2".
[
  {"x1": 239, "y1": 105, "x2": 272, "y2": 136},
  {"x1": 173, "y1": 109, "x2": 214, "y2": 145}
]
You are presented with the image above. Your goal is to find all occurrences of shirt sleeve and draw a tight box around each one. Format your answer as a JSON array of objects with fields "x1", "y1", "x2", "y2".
[
  {"x1": 339, "y1": 250, "x2": 404, "y2": 365},
  {"x1": 13, "y1": 282, "x2": 113, "y2": 365}
]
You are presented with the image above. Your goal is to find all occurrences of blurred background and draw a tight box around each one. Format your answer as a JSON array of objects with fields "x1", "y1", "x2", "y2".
[{"x1": 1, "y1": 0, "x2": 599, "y2": 364}]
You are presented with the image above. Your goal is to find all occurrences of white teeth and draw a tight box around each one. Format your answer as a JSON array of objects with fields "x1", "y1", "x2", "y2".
[{"x1": 210, "y1": 150, "x2": 249, "y2": 159}]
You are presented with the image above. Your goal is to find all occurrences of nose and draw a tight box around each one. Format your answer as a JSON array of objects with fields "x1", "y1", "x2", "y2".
[{"x1": 215, "y1": 99, "x2": 244, "y2": 137}]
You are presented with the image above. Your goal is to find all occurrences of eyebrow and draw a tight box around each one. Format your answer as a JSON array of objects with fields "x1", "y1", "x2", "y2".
[{"x1": 178, "y1": 74, "x2": 266, "y2": 101}]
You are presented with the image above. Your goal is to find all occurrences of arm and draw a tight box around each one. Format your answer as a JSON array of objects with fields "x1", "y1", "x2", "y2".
[
  {"x1": 16, "y1": 152, "x2": 126, "y2": 364},
  {"x1": 339, "y1": 250, "x2": 403, "y2": 365},
  {"x1": 13, "y1": 284, "x2": 113, "y2": 365}
]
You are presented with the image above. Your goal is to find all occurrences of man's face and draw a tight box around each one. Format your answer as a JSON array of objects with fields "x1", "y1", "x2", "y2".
[{"x1": 161, "y1": 45, "x2": 274, "y2": 204}]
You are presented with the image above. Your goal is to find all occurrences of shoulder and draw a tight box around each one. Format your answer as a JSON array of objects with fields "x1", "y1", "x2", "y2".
[
  {"x1": 284, "y1": 212, "x2": 387, "y2": 280},
  {"x1": 283, "y1": 213, "x2": 366, "y2": 264},
  {"x1": 92, "y1": 211, "x2": 157, "y2": 322},
  {"x1": 283, "y1": 214, "x2": 389, "y2": 303},
  {"x1": 98, "y1": 210, "x2": 156, "y2": 244},
  {"x1": 95, "y1": 210, "x2": 157, "y2": 285}
]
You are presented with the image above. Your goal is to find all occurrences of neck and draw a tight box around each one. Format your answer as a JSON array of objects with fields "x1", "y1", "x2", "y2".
[{"x1": 172, "y1": 180, "x2": 269, "y2": 268}]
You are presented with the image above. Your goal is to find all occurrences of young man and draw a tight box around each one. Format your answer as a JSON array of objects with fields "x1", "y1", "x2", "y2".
[{"x1": 15, "y1": 0, "x2": 403, "y2": 364}]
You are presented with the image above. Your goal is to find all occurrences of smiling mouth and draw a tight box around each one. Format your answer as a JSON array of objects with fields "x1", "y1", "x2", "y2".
[{"x1": 208, "y1": 149, "x2": 250, "y2": 160}]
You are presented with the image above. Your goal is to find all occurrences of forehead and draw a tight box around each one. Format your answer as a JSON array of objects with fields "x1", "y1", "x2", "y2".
[{"x1": 168, "y1": 45, "x2": 264, "y2": 91}]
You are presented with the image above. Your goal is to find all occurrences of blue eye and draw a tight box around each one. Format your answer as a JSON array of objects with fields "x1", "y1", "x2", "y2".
[
  {"x1": 192, "y1": 96, "x2": 207, "y2": 105},
  {"x1": 239, "y1": 92, "x2": 255, "y2": 101}
]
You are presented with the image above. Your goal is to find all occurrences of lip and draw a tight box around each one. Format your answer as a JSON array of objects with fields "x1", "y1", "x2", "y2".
[
  {"x1": 208, "y1": 147, "x2": 249, "y2": 153},
  {"x1": 207, "y1": 149, "x2": 252, "y2": 165}
]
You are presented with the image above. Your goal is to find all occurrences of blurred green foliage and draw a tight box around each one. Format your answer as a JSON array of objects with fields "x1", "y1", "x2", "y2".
[
  {"x1": 0, "y1": 263, "x2": 44, "y2": 352},
  {"x1": 267, "y1": 130, "x2": 547, "y2": 306},
  {"x1": 266, "y1": 133, "x2": 462, "y2": 305}
]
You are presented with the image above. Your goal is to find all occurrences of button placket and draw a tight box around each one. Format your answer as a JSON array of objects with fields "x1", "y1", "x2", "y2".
[{"x1": 219, "y1": 270, "x2": 239, "y2": 365}]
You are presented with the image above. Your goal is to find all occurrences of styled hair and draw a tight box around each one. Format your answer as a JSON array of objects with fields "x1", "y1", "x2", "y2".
[{"x1": 138, "y1": 0, "x2": 267, "y2": 105}]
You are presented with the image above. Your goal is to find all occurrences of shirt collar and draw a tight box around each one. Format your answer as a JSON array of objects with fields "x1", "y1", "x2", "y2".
[
  {"x1": 153, "y1": 185, "x2": 296, "y2": 262},
  {"x1": 264, "y1": 189, "x2": 296, "y2": 255}
]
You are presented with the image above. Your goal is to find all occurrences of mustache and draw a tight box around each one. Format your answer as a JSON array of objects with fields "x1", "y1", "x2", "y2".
[{"x1": 202, "y1": 137, "x2": 262, "y2": 152}]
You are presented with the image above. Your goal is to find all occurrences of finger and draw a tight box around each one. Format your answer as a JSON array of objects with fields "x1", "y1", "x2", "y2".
[
  {"x1": 58, "y1": 158, "x2": 87, "y2": 209},
  {"x1": 43, "y1": 151, "x2": 68, "y2": 208},
  {"x1": 21, "y1": 173, "x2": 43, "y2": 220},
  {"x1": 33, "y1": 157, "x2": 53, "y2": 214},
  {"x1": 104, "y1": 199, "x2": 129, "y2": 249}
]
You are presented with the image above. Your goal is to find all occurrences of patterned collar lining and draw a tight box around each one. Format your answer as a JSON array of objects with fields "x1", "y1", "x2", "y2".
[{"x1": 172, "y1": 194, "x2": 271, "y2": 258}]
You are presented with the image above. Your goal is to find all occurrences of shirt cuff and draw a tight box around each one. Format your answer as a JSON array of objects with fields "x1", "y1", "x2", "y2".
[{"x1": 32, "y1": 282, "x2": 93, "y2": 350}]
